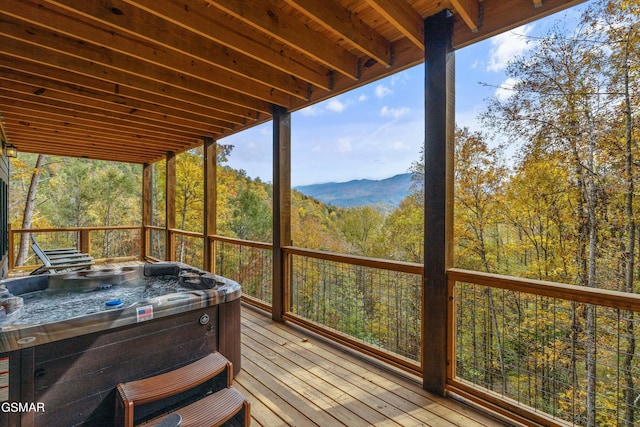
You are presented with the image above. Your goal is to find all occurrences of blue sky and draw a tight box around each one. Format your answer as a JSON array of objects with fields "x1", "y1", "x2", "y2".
[{"x1": 221, "y1": 3, "x2": 588, "y2": 187}]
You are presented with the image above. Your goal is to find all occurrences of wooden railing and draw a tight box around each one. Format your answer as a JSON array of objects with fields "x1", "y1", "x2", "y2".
[
  {"x1": 210, "y1": 235, "x2": 273, "y2": 312},
  {"x1": 282, "y1": 246, "x2": 424, "y2": 374},
  {"x1": 212, "y1": 235, "x2": 640, "y2": 425},
  {"x1": 144, "y1": 225, "x2": 166, "y2": 262},
  {"x1": 168, "y1": 228, "x2": 205, "y2": 269},
  {"x1": 9, "y1": 226, "x2": 143, "y2": 270},
  {"x1": 447, "y1": 268, "x2": 640, "y2": 426}
]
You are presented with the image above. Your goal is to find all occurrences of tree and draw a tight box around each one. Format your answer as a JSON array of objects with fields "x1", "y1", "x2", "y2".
[
  {"x1": 591, "y1": 2, "x2": 640, "y2": 424},
  {"x1": 14, "y1": 154, "x2": 46, "y2": 266},
  {"x1": 228, "y1": 185, "x2": 272, "y2": 242},
  {"x1": 338, "y1": 206, "x2": 384, "y2": 257},
  {"x1": 481, "y1": 5, "x2": 637, "y2": 423}
]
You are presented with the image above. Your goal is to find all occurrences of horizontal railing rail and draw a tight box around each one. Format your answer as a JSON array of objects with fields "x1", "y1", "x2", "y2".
[
  {"x1": 448, "y1": 268, "x2": 640, "y2": 310},
  {"x1": 167, "y1": 228, "x2": 204, "y2": 238}
]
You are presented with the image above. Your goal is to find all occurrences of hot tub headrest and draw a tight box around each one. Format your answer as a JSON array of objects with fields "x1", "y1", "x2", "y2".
[
  {"x1": 144, "y1": 262, "x2": 182, "y2": 277},
  {"x1": 2, "y1": 275, "x2": 49, "y2": 296}
]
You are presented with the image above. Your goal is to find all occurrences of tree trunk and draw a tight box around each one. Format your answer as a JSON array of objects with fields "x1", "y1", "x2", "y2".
[
  {"x1": 585, "y1": 127, "x2": 598, "y2": 427},
  {"x1": 15, "y1": 154, "x2": 46, "y2": 266},
  {"x1": 621, "y1": 32, "x2": 636, "y2": 427}
]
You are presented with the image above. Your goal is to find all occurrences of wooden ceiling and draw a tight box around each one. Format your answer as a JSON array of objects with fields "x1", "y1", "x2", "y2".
[{"x1": 0, "y1": 0, "x2": 585, "y2": 164}]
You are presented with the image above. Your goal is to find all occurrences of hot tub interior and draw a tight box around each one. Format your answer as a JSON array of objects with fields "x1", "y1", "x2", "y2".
[{"x1": 0, "y1": 263, "x2": 235, "y2": 326}]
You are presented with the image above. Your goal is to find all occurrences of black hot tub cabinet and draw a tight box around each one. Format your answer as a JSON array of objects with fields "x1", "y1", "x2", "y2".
[{"x1": 0, "y1": 263, "x2": 242, "y2": 427}]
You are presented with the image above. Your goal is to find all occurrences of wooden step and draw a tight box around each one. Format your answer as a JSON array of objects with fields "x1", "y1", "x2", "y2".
[
  {"x1": 143, "y1": 387, "x2": 250, "y2": 427},
  {"x1": 116, "y1": 352, "x2": 238, "y2": 426}
]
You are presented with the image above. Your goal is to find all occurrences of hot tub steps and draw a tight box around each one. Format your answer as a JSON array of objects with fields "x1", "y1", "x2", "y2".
[
  {"x1": 116, "y1": 352, "x2": 250, "y2": 427},
  {"x1": 145, "y1": 387, "x2": 250, "y2": 427}
]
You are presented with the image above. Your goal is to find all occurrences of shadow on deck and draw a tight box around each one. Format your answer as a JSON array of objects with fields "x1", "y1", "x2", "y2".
[{"x1": 238, "y1": 306, "x2": 507, "y2": 427}]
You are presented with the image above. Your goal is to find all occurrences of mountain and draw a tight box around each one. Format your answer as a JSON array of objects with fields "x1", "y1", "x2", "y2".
[{"x1": 295, "y1": 173, "x2": 413, "y2": 210}]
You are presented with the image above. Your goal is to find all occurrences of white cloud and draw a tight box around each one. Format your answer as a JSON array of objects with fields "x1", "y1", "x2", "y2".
[
  {"x1": 487, "y1": 24, "x2": 535, "y2": 72},
  {"x1": 391, "y1": 71, "x2": 409, "y2": 86},
  {"x1": 375, "y1": 84, "x2": 393, "y2": 98},
  {"x1": 326, "y1": 98, "x2": 347, "y2": 113},
  {"x1": 380, "y1": 106, "x2": 410, "y2": 118},
  {"x1": 300, "y1": 105, "x2": 322, "y2": 116},
  {"x1": 358, "y1": 94, "x2": 368, "y2": 102},
  {"x1": 336, "y1": 138, "x2": 352, "y2": 153},
  {"x1": 495, "y1": 77, "x2": 520, "y2": 101},
  {"x1": 391, "y1": 141, "x2": 410, "y2": 151},
  {"x1": 258, "y1": 127, "x2": 271, "y2": 136}
]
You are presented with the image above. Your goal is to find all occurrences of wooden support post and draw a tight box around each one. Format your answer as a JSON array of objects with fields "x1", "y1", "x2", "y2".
[
  {"x1": 142, "y1": 163, "x2": 152, "y2": 261},
  {"x1": 166, "y1": 151, "x2": 176, "y2": 262},
  {"x1": 7, "y1": 224, "x2": 13, "y2": 270},
  {"x1": 203, "y1": 137, "x2": 217, "y2": 272},
  {"x1": 423, "y1": 10, "x2": 454, "y2": 396},
  {"x1": 272, "y1": 105, "x2": 291, "y2": 322},
  {"x1": 79, "y1": 228, "x2": 90, "y2": 255}
]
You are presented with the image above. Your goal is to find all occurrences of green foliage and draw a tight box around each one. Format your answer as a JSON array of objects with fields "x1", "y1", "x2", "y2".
[
  {"x1": 229, "y1": 186, "x2": 272, "y2": 241},
  {"x1": 10, "y1": 155, "x2": 141, "y2": 228}
]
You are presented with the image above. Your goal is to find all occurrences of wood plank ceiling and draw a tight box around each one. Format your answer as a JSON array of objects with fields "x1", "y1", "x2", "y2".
[{"x1": 0, "y1": 0, "x2": 585, "y2": 164}]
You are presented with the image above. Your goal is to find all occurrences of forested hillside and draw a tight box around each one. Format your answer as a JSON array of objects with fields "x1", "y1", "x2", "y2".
[{"x1": 295, "y1": 173, "x2": 412, "y2": 210}]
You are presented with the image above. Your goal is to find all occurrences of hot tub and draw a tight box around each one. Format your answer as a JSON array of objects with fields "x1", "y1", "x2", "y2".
[{"x1": 0, "y1": 263, "x2": 242, "y2": 427}]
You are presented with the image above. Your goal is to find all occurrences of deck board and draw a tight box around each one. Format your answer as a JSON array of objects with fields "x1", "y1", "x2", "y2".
[{"x1": 239, "y1": 306, "x2": 508, "y2": 427}]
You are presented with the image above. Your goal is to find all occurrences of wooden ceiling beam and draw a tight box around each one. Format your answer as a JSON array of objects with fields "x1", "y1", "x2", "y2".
[
  {"x1": 42, "y1": 0, "x2": 307, "y2": 102},
  {"x1": 450, "y1": 0, "x2": 480, "y2": 32},
  {"x1": 0, "y1": 68, "x2": 237, "y2": 131},
  {"x1": 7, "y1": 126, "x2": 183, "y2": 154},
  {"x1": 0, "y1": 83, "x2": 225, "y2": 137},
  {"x1": 0, "y1": 94, "x2": 216, "y2": 141},
  {"x1": 7, "y1": 136, "x2": 160, "y2": 163},
  {"x1": 284, "y1": 0, "x2": 393, "y2": 68},
  {"x1": 0, "y1": 15, "x2": 272, "y2": 115},
  {"x1": 290, "y1": 37, "x2": 423, "y2": 112},
  {"x1": 207, "y1": 0, "x2": 360, "y2": 79},
  {"x1": 124, "y1": 0, "x2": 333, "y2": 91},
  {"x1": 0, "y1": 29, "x2": 262, "y2": 121},
  {"x1": 7, "y1": 132, "x2": 168, "y2": 155},
  {"x1": 0, "y1": 56, "x2": 245, "y2": 128},
  {"x1": 3, "y1": 106, "x2": 199, "y2": 146},
  {"x1": 3, "y1": 115, "x2": 197, "y2": 148},
  {"x1": 0, "y1": 103, "x2": 204, "y2": 144},
  {"x1": 453, "y1": 0, "x2": 587, "y2": 48},
  {"x1": 364, "y1": 0, "x2": 424, "y2": 50}
]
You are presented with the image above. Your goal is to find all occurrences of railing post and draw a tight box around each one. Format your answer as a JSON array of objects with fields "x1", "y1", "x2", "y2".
[
  {"x1": 272, "y1": 105, "x2": 291, "y2": 322},
  {"x1": 142, "y1": 163, "x2": 152, "y2": 261},
  {"x1": 203, "y1": 137, "x2": 217, "y2": 272},
  {"x1": 8, "y1": 224, "x2": 13, "y2": 270},
  {"x1": 166, "y1": 151, "x2": 176, "y2": 262},
  {"x1": 423, "y1": 10, "x2": 454, "y2": 396},
  {"x1": 79, "y1": 228, "x2": 90, "y2": 255}
]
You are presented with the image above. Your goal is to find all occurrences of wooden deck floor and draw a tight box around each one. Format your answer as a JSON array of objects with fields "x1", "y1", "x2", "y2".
[{"x1": 237, "y1": 306, "x2": 508, "y2": 427}]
